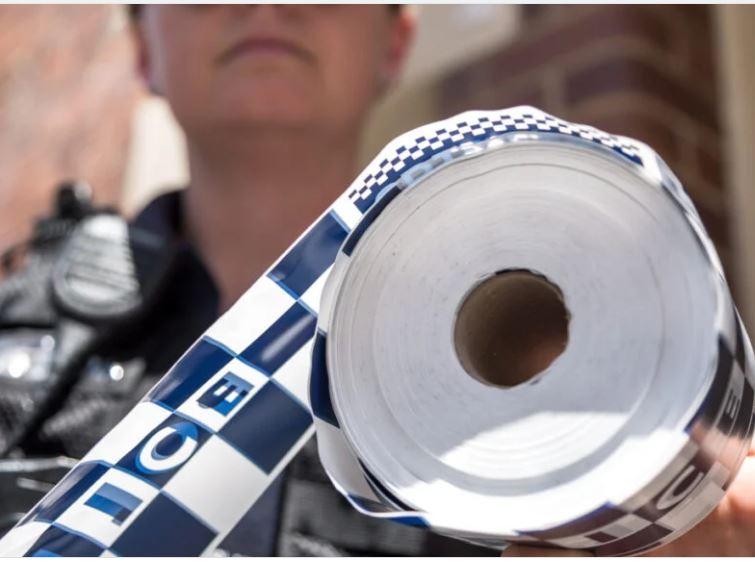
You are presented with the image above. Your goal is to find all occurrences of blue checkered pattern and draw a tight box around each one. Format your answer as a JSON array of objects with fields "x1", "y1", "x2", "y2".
[
  {"x1": 0, "y1": 207, "x2": 354, "y2": 557},
  {"x1": 346, "y1": 109, "x2": 642, "y2": 213},
  {"x1": 3, "y1": 106, "x2": 737, "y2": 558}
]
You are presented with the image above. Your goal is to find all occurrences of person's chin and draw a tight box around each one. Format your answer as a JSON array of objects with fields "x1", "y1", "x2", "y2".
[
  {"x1": 212, "y1": 102, "x2": 319, "y2": 131},
  {"x1": 216, "y1": 81, "x2": 320, "y2": 124}
]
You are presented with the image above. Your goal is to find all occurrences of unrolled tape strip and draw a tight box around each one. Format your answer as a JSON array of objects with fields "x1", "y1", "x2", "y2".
[{"x1": 1, "y1": 106, "x2": 752, "y2": 557}]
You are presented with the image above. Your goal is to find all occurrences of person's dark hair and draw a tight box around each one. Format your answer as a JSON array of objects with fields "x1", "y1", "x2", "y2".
[
  {"x1": 128, "y1": 4, "x2": 142, "y2": 20},
  {"x1": 127, "y1": 4, "x2": 403, "y2": 21}
]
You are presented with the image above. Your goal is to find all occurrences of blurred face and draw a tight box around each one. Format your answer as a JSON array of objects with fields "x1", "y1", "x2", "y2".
[{"x1": 134, "y1": 5, "x2": 414, "y2": 138}]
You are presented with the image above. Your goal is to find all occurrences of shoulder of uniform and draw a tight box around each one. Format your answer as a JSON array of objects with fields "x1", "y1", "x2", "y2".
[
  {"x1": 0, "y1": 182, "x2": 101, "y2": 324},
  {"x1": 52, "y1": 212, "x2": 177, "y2": 325},
  {"x1": 0, "y1": 181, "x2": 177, "y2": 328},
  {"x1": 1, "y1": 181, "x2": 103, "y2": 275}
]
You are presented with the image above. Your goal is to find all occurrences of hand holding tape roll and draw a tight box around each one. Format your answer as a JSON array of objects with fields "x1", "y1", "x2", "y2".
[{"x1": 1, "y1": 106, "x2": 752, "y2": 557}]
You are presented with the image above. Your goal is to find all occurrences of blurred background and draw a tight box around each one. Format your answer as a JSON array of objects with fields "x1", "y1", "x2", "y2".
[{"x1": 0, "y1": 4, "x2": 754, "y2": 325}]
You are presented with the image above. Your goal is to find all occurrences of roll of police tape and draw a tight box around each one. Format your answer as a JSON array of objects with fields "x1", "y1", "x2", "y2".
[{"x1": 1, "y1": 106, "x2": 752, "y2": 557}]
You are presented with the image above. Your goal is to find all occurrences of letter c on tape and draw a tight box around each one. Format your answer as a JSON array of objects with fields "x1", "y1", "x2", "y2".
[{"x1": 137, "y1": 421, "x2": 199, "y2": 474}]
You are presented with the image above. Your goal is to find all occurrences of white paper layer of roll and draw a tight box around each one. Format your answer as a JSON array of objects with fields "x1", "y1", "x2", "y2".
[{"x1": 313, "y1": 129, "x2": 755, "y2": 556}]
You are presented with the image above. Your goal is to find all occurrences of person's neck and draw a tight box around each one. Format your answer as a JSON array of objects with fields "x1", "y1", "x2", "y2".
[{"x1": 183, "y1": 127, "x2": 361, "y2": 312}]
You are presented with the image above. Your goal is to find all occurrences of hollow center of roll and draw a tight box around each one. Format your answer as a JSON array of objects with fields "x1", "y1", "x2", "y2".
[{"x1": 454, "y1": 270, "x2": 570, "y2": 388}]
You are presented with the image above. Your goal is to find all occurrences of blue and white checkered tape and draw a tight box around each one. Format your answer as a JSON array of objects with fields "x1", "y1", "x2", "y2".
[{"x1": 0, "y1": 106, "x2": 750, "y2": 557}]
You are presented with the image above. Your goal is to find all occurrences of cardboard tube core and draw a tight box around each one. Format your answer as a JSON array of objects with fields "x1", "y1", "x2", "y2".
[{"x1": 454, "y1": 270, "x2": 569, "y2": 388}]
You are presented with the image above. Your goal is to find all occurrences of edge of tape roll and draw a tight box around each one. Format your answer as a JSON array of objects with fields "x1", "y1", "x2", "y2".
[{"x1": 1, "y1": 106, "x2": 752, "y2": 557}]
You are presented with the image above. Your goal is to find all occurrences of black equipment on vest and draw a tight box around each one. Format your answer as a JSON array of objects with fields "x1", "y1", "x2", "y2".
[{"x1": 0, "y1": 181, "x2": 175, "y2": 536}]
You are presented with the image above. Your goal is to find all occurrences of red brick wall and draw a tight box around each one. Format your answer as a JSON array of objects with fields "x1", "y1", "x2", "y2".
[
  {"x1": 440, "y1": 5, "x2": 730, "y2": 273},
  {"x1": 0, "y1": 6, "x2": 142, "y2": 254}
]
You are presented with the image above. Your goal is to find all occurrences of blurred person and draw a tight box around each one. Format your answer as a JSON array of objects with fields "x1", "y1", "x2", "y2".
[
  {"x1": 0, "y1": 3, "x2": 752, "y2": 558},
  {"x1": 0, "y1": 4, "x2": 495, "y2": 557}
]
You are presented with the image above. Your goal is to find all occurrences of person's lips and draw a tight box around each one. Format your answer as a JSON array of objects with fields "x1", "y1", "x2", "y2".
[{"x1": 216, "y1": 37, "x2": 314, "y2": 66}]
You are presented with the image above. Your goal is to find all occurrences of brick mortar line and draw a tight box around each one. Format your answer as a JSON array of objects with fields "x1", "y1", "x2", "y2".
[
  {"x1": 555, "y1": 36, "x2": 717, "y2": 106},
  {"x1": 444, "y1": 7, "x2": 657, "y2": 98},
  {"x1": 516, "y1": 6, "x2": 603, "y2": 51},
  {"x1": 450, "y1": 34, "x2": 718, "y2": 118},
  {"x1": 561, "y1": 93, "x2": 726, "y2": 215},
  {"x1": 567, "y1": 89, "x2": 721, "y2": 150}
]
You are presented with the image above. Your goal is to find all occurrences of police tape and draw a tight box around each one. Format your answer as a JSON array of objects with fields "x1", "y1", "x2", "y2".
[{"x1": 0, "y1": 106, "x2": 752, "y2": 557}]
